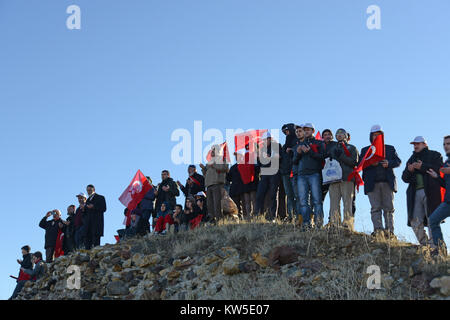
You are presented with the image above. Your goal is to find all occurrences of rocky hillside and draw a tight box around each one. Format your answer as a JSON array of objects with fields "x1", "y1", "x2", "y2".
[{"x1": 15, "y1": 220, "x2": 450, "y2": 300}]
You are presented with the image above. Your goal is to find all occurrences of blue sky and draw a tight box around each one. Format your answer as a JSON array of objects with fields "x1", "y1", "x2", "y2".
[{"x1": 1, "y1": 0, "x2": 449, "y2": 299}]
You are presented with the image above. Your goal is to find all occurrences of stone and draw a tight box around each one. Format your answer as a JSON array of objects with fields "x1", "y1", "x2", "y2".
[
  {"x1": 223, "y1": 256, "x2": 240, "y2": 275},
  {"x1": 411, "y1": 273, "x2": 434, "y2": 294},
  {"x1": 122, "y1": 259, "x2": 132, "y2": 268},
  {"x1": 215, "y1": 247, "x2": 239, "y2": 259},
  {"x1": 167, "y1": 270, "x2": 181, "y2": 281},
  {"x1": 204, "y1": 254, "x2": 221, "y2": 265},
  {"x1": 238, "y1": 261, "x2": 258, "y2": 273},
  {"x1": 106, "y1": 281, "x2": 129, "y2": 296},
  {"x1": 382, "y1": 275, "x2": 394, "y2": 290},
  {"x1": 268, "y1": 246, "x2": 299, "y2": 266},
  {"x1": 430, "y1": 276, "x2": 450, "y2": 296},
  {"x1": 252, "y1": 253, "x2": 269, "y2": 268},
  {"x1": 173, "y1": 257, "x2": 194, "y2": 269}
]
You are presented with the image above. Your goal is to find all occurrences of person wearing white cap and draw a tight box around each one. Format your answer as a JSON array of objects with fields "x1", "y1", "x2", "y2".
[
  {"x1": 360, "y1": 125, "x2": 401, "y2": 238},
  {"x1": 401, "y1": 136, "x2": 444, "y2": 246},
  {"x1": 292, "y1": 122, "x2": 326, "y2": 228},
  {"x1": 74, "y1": 192, "x2": 87, "y2": 249}
]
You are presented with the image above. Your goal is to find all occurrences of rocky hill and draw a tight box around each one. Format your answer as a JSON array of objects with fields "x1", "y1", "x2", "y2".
[{"x1": 15, "y1": 220, "x2": 450, "y2": 300}]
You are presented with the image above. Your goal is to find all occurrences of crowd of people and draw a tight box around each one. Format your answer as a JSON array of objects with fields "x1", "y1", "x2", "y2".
[{"x1": 9, "y1": 123, "x2": 450, "y2": 299}]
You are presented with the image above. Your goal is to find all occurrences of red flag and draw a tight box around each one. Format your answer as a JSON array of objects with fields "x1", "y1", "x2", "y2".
[
  {"x1": 315, "y1": 131, "x2": 322, "y2": 141},
  {"x1": 54, "y1": 229, "x2": 64, "y2": 258},
  {"x1": 348, "y1": 134, "x2": 385, "y2": 190},
  {"x1": 236, "y1": 148, "x2": 255, "y2": 184},
  {"x1": 119, "y1": 170, "x2": 152, "y2": 225},
  {"x1": 234, "y1": 129, "x2": 268, "y2": 154},
  {"x1": 440, "y1": 170, "x2": 446, "y2": 202},
  {"x1": 206, "y1": 141, "x2": 230, "y2": 163},
  {"x1": 114, "y1": 235, "x2": 120, "y2": 243}
]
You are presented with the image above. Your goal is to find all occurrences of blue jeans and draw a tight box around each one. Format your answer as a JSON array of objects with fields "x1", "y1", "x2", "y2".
[
  {"x1": 429, "y1": 202, "x2": 450, "y2": 247},
  {"x1": 297, "y1": 173, "x2": 324, "y2": 227},
  {"x1": 74, "y1": 226, "x2": 85, "y2": 249},
  {"x1": 282, "y1": 174, "x2": 296, "y2": 218}
]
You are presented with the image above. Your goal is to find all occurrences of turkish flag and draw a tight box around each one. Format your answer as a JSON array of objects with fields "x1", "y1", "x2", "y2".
[
  {"x1": 206, "y1": 141, "x2": 230, "y2": 163},
  {"x1": 54, "y1": 229, "x2": 64, "y2": 258},
  {"x1": 315, "y1": 131, "x2": 322, "y2": 141},
  {"x1": 440, "y1": 170, "x2": 446, "y2": 202},
  {"x1": 236, "y1": 146, "x2": 255, "y2": 184},
  {"x1": 234, "y1": 129, "x2": 268, "y2": 155},
  {"x1": 119, "y1": 170, "x2": 152, "y2": 225},
  {"x1": 348, "y1": 134, "x2": 385, "y2": 190}
]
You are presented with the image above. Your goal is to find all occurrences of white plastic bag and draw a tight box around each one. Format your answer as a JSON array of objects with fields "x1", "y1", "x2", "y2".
[{"x1": 322, "y1": 158, "x2": 343, "y2": 185}]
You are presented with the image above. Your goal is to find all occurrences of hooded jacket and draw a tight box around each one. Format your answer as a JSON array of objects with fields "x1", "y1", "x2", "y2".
[{"x1": 280, "y1": 123, "x2": 298, "y2": 175}]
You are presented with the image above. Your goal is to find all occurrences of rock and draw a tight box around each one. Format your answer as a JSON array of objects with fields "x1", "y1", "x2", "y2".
[
  {"x1": 167, "y1": 270, "x2": 181, "y2": 281},
  {"x1": 143, "y1": 286, "x2": 161, "y2": 300},
  {"x1": 106, "y1": 281, "x2": 129, "y2": 296},
  {"x1": 252, "y1": 253, "x2": 269, "y2": 268},
  {"x1": 411, "y1": 273, "x2": 434, "y2": 294},
  {"x1": 430, "y1": 276, "x2": 450, "y2": 296},
  {"x1": 268, "y1": 246, "x2": 298, "y2": 266},
  {"x1": 238, "y1": 261, "x2": 258, "y2": 273},
  {"x1": 122, "y1": 259, "x2": 132, "y2": 268},
  {"x1": 410, "y1": 258, "x2": 427, "y2": 277},
  {"x1": 159, "y1": 268, "x2": 171, "y2": 277},
  {"x1": 215, "y1": 247, "x2": 239, "y2": 259},
  {"x1": 371, "y1": 249, "x2": 384, "y2": 256},
  {"x1": 173, "y1": 257, "x2": 194, "y2": 269},
  {"x1": 223, "y1": 256, "x2": 240, "y2": 275},
  {"x1": 122, "y1": 271, "x2": 134, "y2": 282},
  {"x1": 79, "y1": 290, "x2": 92, "y2": 300},
  {"x1": 382, "y1": 275, "x2": 394, "y2": 290},
  {"x1": 185, "y1": 270, "x2": 197, "y2": 281},
  {"x1": 204, "y1": 254, "x2": 221, "y2": 265}
]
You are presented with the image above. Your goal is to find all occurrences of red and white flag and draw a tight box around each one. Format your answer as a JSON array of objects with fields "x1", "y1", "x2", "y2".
[
  {"x1": 348, "y1": 134, "x2": 386, "y2": 190},
  {"x1": 119, "y1": 170, "x2": 152, "y2": 225}
]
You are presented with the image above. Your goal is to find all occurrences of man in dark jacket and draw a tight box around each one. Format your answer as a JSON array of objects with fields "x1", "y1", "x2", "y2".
[
  {"x1": 63, "y1": 205, "x2": 76, "y2": 254},
  {"x1": 84, "y1": 185, "x2": 107, "y2": 250},
  {"x1": 74, "y1": 193, "x2": 87, "y2": 249},
  {"x1": 9, "y1": 245, "x2": 33, "y2": 299},
  {"x1": 326, "y1": 128, "x2": 359, "y2": 230},
  {"x1": 255, "y1": 132, "x2": 282, "y2": 221},
  {"x1": 401, "y1": 136, "x2": 443, "y2": 245},
  {"x1": 292, "y1": 123, "x2": 326, "y2": 228},
  {"x1": 428, "y1": 135, "x2": 450, "y2": 255},
  {"x1": 155, "y1": 170, "x2": 180, "y2": 212},
  {"x1": 361, "y1": 125, "x2": 401, "y2": 237},
  {"x1": 280, "y1": 123, "x2": 298, "y2": 221},
  {"x1": 137, "y1": 176, "x2": 156, "y2": 235},
  {"x1": 39, "y1": 210, "x2": 64, "y2": 262},
  {"x1": 177, "y1": 165, "x2": 205, "y2": 198}
]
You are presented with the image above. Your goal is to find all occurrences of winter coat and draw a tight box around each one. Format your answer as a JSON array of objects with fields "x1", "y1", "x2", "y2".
[
  {"x1": 401, "y1": 147, "x2": 444, "y2": 226},
  {"x1": 39, "y1": 217, "x2": 63, "y2": 249}
]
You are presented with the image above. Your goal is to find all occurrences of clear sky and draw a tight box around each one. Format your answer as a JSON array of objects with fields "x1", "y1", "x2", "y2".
[{"x1": 1, "y1": 0, "x2": 449, "y2": 299}]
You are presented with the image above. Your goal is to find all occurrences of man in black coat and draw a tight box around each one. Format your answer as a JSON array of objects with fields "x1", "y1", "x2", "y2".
[
  {"x1": 401, "y1": 136, "x2": 443, "y2": 245},
  {"x1": 155, "y1": 170, "x2": 180, "y2": 212},
  {"x1": 177, "y1": 165, "x2": 205, "y2": 198},
  {"x1": 63, "y1": 205, "x2": 76, "y2": 254},
  {"x1": 39, "y1": 210, "x2": 64, "y2": 262},
  {"x1": 84, "y1": 184, "x2": 107, "y2": 250},
  {"x1": 361, "y1": 125, "x2": 401, "y2": 237}
]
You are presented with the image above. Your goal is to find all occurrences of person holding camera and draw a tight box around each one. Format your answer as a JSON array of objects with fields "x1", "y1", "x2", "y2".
[{"x1": 39, "y1": 210, "x2": 64, "y2": 263}]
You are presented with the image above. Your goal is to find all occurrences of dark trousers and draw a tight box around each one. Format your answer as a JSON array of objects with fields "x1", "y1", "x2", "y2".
[
  {"x1": 84, "y1": 234, "x2": 100, "y2": 250},
  {"x1": 10, "y1": 280, "x2": 27, "y2": 300},
  {"x1": 74, "y1": 226, "x2": 85, "y2": 249},
  {"x1": 45, "y1": 247, "x2": 54, "y2": 263},
  {"x1": 255, "y1": 173, "x2": 280, "y2": 219}
]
